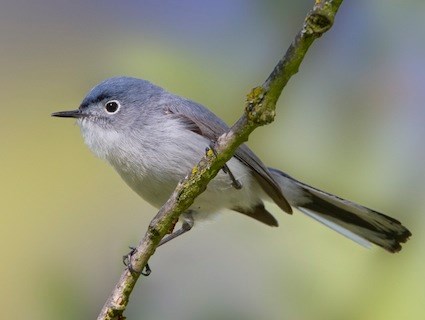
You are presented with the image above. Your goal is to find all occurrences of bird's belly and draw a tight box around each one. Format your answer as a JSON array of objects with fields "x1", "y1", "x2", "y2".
[
  {"x1": 114, "y1": 164, "x2": 180, "y2": 209},
  {"x1": 114, "y1": 156, "x2": 263, "y2": 218}
]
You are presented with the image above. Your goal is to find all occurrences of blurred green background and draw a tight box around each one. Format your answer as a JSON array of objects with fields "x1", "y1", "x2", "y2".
[{"x1": 1, "y1": 0, "x2": 424, "y2": 319}]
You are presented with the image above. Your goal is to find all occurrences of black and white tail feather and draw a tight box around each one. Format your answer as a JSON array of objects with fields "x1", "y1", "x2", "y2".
[{"x1": 270, "y1": 169, "x2": 411, "y2": 253}]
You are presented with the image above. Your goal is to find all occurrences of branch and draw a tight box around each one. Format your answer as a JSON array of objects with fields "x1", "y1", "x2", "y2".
[{"x1": 97, "y1": 1, "x2": 343, "y2": 319}]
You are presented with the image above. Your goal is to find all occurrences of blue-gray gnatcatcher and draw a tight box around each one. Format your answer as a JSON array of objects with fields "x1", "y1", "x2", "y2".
[{"x1": 52, "y1": 77, "x2": 411, "y2": 252}]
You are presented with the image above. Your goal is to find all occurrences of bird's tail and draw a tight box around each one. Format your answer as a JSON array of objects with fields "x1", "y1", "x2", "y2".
[{"x1": 269, "y1": 168, "x2": 411, "y2": 252}]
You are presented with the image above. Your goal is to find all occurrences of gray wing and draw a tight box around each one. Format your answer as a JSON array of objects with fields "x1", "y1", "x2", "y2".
[{"x1": 164, "y1": 98, "x2": 292, "y2": 218}]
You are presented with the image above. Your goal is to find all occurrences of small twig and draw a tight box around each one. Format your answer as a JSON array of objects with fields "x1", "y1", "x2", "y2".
[{"x1": 97, "y1": 1, "x2": 343, "y2": 319}]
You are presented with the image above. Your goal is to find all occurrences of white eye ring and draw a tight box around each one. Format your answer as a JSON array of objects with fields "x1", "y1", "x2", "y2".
[{"x1": 104, "y1": 100, "x2": 121, "y2": 114}]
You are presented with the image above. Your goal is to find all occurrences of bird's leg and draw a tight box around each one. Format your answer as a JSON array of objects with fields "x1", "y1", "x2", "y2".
[
  {"x1": 158, "y1": 211, "x2": 194, "y2": 246},
  {"x1": 206, "y1": 144, "x2": 242, "y2": 190},
  {"x1": 124, "y1": 211, "x2": 195, "y2": 276}
]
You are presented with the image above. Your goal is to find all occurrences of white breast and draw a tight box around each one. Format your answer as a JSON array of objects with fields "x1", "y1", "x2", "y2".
[{"x1": 78, "y1": 116, "x2": 264, "y2": 219}]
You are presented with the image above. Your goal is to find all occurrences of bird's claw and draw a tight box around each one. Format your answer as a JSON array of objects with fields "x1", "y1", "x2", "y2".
[{"x1": 123, "y1": 246, "x2": 152, "y2": 276}]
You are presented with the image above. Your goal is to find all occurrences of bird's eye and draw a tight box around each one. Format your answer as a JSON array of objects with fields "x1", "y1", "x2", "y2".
[{"x1": 104, "y1": 100, "x2": 120, "y2": 114}]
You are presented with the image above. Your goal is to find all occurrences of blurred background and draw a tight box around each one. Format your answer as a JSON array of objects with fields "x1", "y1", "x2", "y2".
[{"x1": 1, "y1": 0, "x2": 424, "y2": 319}]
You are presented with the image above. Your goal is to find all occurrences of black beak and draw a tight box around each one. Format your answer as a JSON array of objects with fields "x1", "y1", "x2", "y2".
[{"x1": 51, "y1": 109, "x2": 85, "y2": 118}]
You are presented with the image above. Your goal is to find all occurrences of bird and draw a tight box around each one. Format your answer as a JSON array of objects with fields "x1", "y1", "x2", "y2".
[{"x1": 52, "y1": 76, "x2": 411, "y2": 253}]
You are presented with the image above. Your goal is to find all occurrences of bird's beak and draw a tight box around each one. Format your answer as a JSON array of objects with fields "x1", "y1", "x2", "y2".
[{"x1": 51, "y1": 109, "x2": 85, "y2": 118}]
